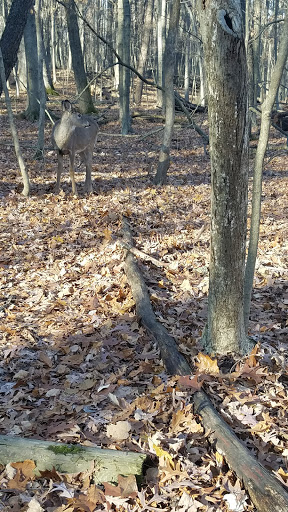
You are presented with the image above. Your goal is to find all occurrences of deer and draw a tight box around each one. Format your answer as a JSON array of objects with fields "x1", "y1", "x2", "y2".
[{"x1": 51, "y1": 100, "x2": 99, "y2": 195}]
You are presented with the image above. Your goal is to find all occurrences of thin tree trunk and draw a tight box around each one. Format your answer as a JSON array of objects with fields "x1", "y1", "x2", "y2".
[
  {"x1": 24, "y1": 9, "x2": 40, "y2": 120},
  {"x1": 244, "y1": 10, "x2": 288, "y2": 331},
  {"x1": 134, "y1": 0, "x2": 153, "y2": 106},
  {"x1": 154, "y1": 0, "x2": 180, "y2": 185},
  {"x1": 35, "y1": 0, "x2": 46, "y2": 160},
  {"x1": 0, "y1": 47, "x2": 30, "y2": 196},
  {"x1": 118, "y1": 0, "x2": 131, "y2": 134},
  {"x1": 156, "y1": 0, "x2": 166, "y2": 108},
  {"x1": 65, "y1": 0, "x2": 95, "y2": 113}
]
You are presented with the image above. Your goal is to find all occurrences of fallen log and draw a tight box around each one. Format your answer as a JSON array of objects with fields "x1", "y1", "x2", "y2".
[
  {"x1": 0, "y1": 435, "x2": 146, "y2": 483},
  {"x1": 174, "y1": 91, "x2": 207, "y2": 114},
  {"x1": 122, "y1": 216, "x2": 288, "y2": 512}
]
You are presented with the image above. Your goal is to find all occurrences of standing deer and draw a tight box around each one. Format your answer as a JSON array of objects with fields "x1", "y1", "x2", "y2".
[{"x1": 52, "y1": 100, "x2": 99, "y2": 195}]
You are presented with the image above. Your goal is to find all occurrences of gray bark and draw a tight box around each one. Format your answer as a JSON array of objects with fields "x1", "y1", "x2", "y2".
[
  {"x1": 0, "y1": 0, "x2": 34, "y2": 95},
  {"x1": 198, "y1": 0, "x2": 249, "y2": 354},
  {"x1": 0, "y1": 47, "x2": 30, "y2": 196},
  {"x1": 35, "y1": 0, "x2": 46, "y2": 159},
  {"x1": 0, "y1": 435, "x2": 146, "y2": 483},
  {"x1": 24, "y1": 9, "x2": 40, "y2": 120},
  {"x1": 65, "y1": 0, "x2": 95, "y2": 113},
  {"x1": 154, "y1": 0, "x2": 181, "y2": 185},
  {"x1": 134, "y1": 0, "x2": 154, "y2": 106},
  {"x1": 118, "y1": 0, "x2": 131, "y2": 134},
  {"x1": 252, "y1": 0, "x2": 261, "y2": 119},
  {"x1": 156, "y1": 0, "x2": 166, "y2": 108}
]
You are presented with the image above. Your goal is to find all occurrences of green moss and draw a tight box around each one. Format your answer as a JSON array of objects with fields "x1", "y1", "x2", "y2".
[
  {"x1": 46, "y1": 87, "x2": 59, "y2": 96},
  {"x1": 48, "y1": 444, "x2": 84, "y2": 455}
]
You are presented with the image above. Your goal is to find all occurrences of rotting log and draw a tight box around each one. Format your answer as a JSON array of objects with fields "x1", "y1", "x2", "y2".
[
  {"x1": 0, "y1": 435, "x2": 146, "y2": 483},
  {"x1": 122, "y1": 216, "x2": 288, "y2": 512}
]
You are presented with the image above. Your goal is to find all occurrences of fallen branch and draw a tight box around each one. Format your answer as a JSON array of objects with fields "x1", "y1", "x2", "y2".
[
  {"x1": 119, "y1": 242, "x2": 171, "y2": 270},
  {"x1": 122, "y1": 216, "x2": 288, "y2": 512},
  {"x1": 0, "y1": 435, "x2": 146, "y2": 483}
]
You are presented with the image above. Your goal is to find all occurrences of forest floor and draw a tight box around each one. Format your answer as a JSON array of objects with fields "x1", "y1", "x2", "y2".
[{"x1": 0, "y1": 81, "x2": 287, "y2": 511}]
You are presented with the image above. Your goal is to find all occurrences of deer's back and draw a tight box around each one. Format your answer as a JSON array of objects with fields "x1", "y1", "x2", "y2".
[{"x1": 52, "y1": 116, "x2": 99, "y2": 153}]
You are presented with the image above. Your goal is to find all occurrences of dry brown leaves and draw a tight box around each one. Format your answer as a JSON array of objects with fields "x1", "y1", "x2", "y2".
[{"x1": 0, "y1": 87, "x2": 287, "y2": 511}]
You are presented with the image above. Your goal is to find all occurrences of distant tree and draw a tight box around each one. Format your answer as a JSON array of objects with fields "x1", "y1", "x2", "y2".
[
  {"x1": 117, "y1": 0, "x2": 131, "y2": 134},
  {"x1": 154, "y1": 0, "x2": 180, "y2": 185},
  {"x1": 23, "y1": 8, "x2": 40, "y2": 120},
  {"x1": 0, "y1": 0, "x2": 34, "y2": 95},
  {"x1": 134, "y1": 0, "x2": 154, "y2": 106},
  {"x1": 64, "y1": 0, "x2": 95, "y2": 113}
]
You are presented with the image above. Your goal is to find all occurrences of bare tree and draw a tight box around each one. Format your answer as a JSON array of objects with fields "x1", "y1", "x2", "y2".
[
  {"x1": 117, "y1": 0, "x2": 131, "y2": 134},
  {"x1": 154, "y1": 0, "x2": 181, "y2": 185},
  {"x1": 134, "y1": 0, "x2": 154, "y2": 106},
  {"x1": 0, "y1": 47, "x2": 30, "y2": 196},
  {"x1": 198, "y1": 0, "x2": 249, "y2": 354},
  {"x1": 64, "y1": 0, "x2": 95, "y2": 113},
  {"x1": 244, "y1": 10, "x2": 288, "y2": 331},
  {"x1": 0, "y1": 0, "x2": 34, "y2": 95}
]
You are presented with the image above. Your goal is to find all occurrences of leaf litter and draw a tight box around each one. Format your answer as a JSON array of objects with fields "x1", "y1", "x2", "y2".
[{"x1": 0, "y1": 91, "x2": 287, "y2": 511}]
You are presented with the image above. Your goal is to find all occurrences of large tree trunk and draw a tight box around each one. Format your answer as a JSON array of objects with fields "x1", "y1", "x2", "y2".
[
  {"x1": 244, "y1": 9, "x2": 288, "y2": 331},
  {"x1": 0, "y1": 0, "x2": 34, "y2": 95},
  {"x1": 198, "y1": 0, "x2": 249, "y2": 354},
  {"x1": 65, "y1": 0, "x2": 95, "y2": 113},
  {"x1": 154, "y1": 0, "x2": 180, "y2": 185}
]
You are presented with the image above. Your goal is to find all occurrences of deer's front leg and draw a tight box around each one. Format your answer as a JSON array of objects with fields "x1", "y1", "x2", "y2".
[
  {"x1": 84, "y1": 150, "x2": 93, "y2": 194},
  {"x1": 55, "y1": 151, "x2": 63, "y2": 193},
  {"x1": 69, "y1": 151, "x2": 78, "y2": 196}
]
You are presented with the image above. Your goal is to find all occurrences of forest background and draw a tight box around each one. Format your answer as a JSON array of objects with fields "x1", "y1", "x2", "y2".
[{"x1": 0, "y1": 0, "x2": 287, "y2": 511}]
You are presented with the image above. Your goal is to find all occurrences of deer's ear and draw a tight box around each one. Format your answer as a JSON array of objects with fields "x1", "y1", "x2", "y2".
[{"x1": 62, "y1": 100, "x2": 72, "y2": 112}]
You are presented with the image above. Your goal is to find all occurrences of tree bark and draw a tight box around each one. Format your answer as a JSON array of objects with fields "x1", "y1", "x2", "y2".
[
  {"x1": 65, "y1": 0, "x2": 95, "y2": 113},
  {"x1": 244, "y1": 9, "x2": 288, "y2": 331},
  {"x1": 0, "y1": 48, "x2": 30, "y2": 196},
  {"x1": 0, "y1": 0, "x2": 34, "y2": 95},
  {"x1": 198, "y1": 0, "x2": 249, "y2": 354},
  {"x1": 23, "y1": 8, "x2": 40, "y2": 120},
  {"x1": 117, "y1": 0, "x2": 131, "y2": 134},
  {"x1": 34, "y1": 0, "x2": 46, "y2": 159},
  {"x1": 154, "y1": 0, "x2": 180, "y2": 185},
  {"x1": 156, "y1": 0, "x2": 166, "y2": 108},
  {"x1": 0, "y1": 435, "x2": 146, "y2": 483},
  {"x1": 134, "y1": 0, "x2": 154, "y2": 106},
  {"x1": 122, "y1": 216, "x2": 288, "y2": 512}
]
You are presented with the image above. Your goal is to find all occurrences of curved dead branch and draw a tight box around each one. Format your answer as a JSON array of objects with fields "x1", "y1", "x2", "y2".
[{"x1": 122, "y1": 216, "x2": 288, "y2": 512}]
